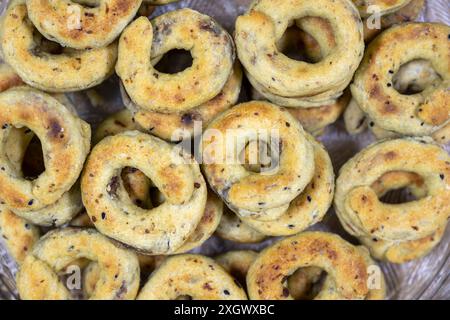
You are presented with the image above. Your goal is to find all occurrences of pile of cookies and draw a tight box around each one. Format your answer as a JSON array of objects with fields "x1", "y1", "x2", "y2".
[{"x1": 0, "y1": 0, "x2": 449, "y2": 300}]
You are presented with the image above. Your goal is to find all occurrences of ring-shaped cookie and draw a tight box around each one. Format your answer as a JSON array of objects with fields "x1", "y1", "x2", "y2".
[
  {"x1": 351, "y1": 23, "x2": 450, "y2": 136},
  {"x1": 202, "y1": 101, "x2": 315, "y2": 220},
  {"x1": 1, "y1": 1, "x2": 117, "y2": 92},
  {"x1": 345, "y1": 58, "x2": 442, "y2": 137},
  {"x1": 26, "y1": 0, "x2": 142, "y2": 49},
  {"x1": 17, "y1": 228, "x2": 140, "y2": 300},
  {"x1": 0, "y1": 87, "x2": 90, "y2": 215},
  {"x1": 137, "y1": 254, "x2": 248, "y2": 300},
  {"x1": 334, "y1": 138, "x2": 450, "y2": 244},
  {"x1": 94, "y1": 112, "x2": 221, "y2": 252},
  {"x1": 81, "y1": 131, "x2": 207, "y2": 254},
  {"x1": 240, "y1": 136, "x2": 334, "y2": 236},
  {"x1": 121, "y1": 63, "x2": 242, "y2": 141},
  {"x1": 235, "y1": 0, "x2": 364, "y2": 98},
  {"x1": 246, "y1": 232, "x2": 371, "y2": 300},
  {"x1": 247, "y1": 15, "x2": 350, "y2": 108},
  {"x1": 350, "y1": 169, "x2": 447, "y2": 263},
  {"x1": 117, "y1": 8, "x2": 234, "y2": 113}
]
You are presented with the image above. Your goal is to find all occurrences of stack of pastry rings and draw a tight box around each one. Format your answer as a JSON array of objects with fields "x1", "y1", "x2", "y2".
[
  {"x1": 350, "y1": 23, "x2": 450, "y2": 139},
  {"x1": 356, "y1": 0, "x2": 426, "y2": 42},
  {"x1": 88, "y1": 111, "x2": 223, "y2": 254},
  {"x1": 117, "y1": 8, "x2": 239, "y2": 141},
  {"x1": 334, "y1": 138, "x2": 450, "y2": 263},
  {"x1": 235, "y1": 0, "x2": 364, "y2": 108},
  {"x1": 0, "y1": 86, "x2": 91, "y2": 227},
  {"x1": 247, "y1": 232, "x2": 386, "y2": 300},
  {"x1": 81, "y1": 130, "x2": 215, "y2": 255},
  {"x1": 249, "y1": 16, "x2": 350, "y2": 136},
  {"x1": 202, "y1": 101, "x2": 335, "y2": 237},
  {"x1": 0, "y1": 0, "x2": 143, "y2": 92}
]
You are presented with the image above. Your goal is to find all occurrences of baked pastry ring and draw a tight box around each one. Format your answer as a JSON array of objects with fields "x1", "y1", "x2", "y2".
[
  {"x1": 360, "y1": 169, "x2": 447, "y2": 263},
  {"x1": 247, "y1": 15, "x2": 349, "y2": 108},
  {"x1": 351, "y1": 23, "x2": 450, "y2": 137},
  {"x1": 235, "y1": 0, "x2": 364, "y2": 98},
  {"x1": 25, "y1": 0, "x2": 142, "y2": 49},
  {"x1": 335, "y1": 138, "x2": 450, "y2": 263},
  {"x1": 1, "y1": 1, "x2": 117, "y2": 92},
  {"x1": 240, "y1": 135, "x2": 334, "y2": 236},
  {"x1": 215, "y1": 207, "x2": 266, "y2": 243},
  {"x1": 137, "y1": 254, "x2": 248, "y2": 300},
  {"x1": 0, "y1": 87, "x2": 90, "y2": 225},
  {"x1": 202, "y1": 101, "x2": 315, "y2": 221},
  {"x1": 17, "y1": 228, "x2": 140, "y2": 300},
  {"x1": 246, "y1": 231, "x2": 376, "y2": 300},
  {"x1": 121, "y1": 63, "x2": 242, "y2": 141},
  {"x1": 93, "y1": 111, "x2": 220, "y2": 253},
  {"x1": 360, "y1": 168, "x2": 446, "y2": 263},
  {"x1": 345, "y1": 59, "x2": 445, "y2": 140},
  {"x1": 116, "y1": 8, "x2": 234, "y2": 113},
  {"x1": 81, "y1": 131, "x2": 207, "y2": 254}
]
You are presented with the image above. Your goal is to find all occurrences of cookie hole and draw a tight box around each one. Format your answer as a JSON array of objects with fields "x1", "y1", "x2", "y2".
[
  {"x1": 393, "y1": 59, "x2": 442, "y2": 95},
  {"x1": 378, "y1": 187, "x2": 420, "y2": 204},
  {"x1": 227, "y1": 267, "x2": 247, "y2": 290},
  {"x1": 239, "y1": 139, "x2": 281, "y2": 174},
  {"x1": 175, "y1": 295, "x2": 193, "y2": 300},
  {"x1": 32, "y1": 29, "x2": 65, "y2": 56},
  {"x1": 21, "y1": 134, "x2": 45, "y2": 180},
  {"x1": 371, "y1": 171, "x2": 427, "y2": 204},
  {"x1": 120, "y1": 167, "x2": 152, "y2": 209},
  {"x1": 287, "y1": 267, "x2": 328, "y2": 300},
  {"x1": 57, "y1": 259, "x2": 95, "y2": 300},
  {"x1": 4, "y1": 127, "x2": 45, "y2": 180},
  {"x1": 148, "y1": 187, "x2": 166, "y2": 208},
  {"x1": 154, "y1": 49, "x2": 193, "y2": 74},
  {"x1": 276, "y1": 17, "x2": 333, "y2": 63}
]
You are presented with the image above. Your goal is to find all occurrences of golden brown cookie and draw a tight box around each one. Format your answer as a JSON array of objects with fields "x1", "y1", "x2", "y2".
[
  {"x1": 17, "y1": 228, "x2": 140, "y2": 300},
  {"x1": 81, "y1": 131, "x2": 207, "y2": 254},
  {"x1": 117, "y1": 8, "x2": 234, "y2": 113},
  {"x1": 137, "y1": 254, "x2": 247, "y2": 300},
  {"x1": 335, "y1": 138, "x2": 450, "y2": 263},
  {"x1": 1, "y1": 1, "x2": 117, "y2": 92}
]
